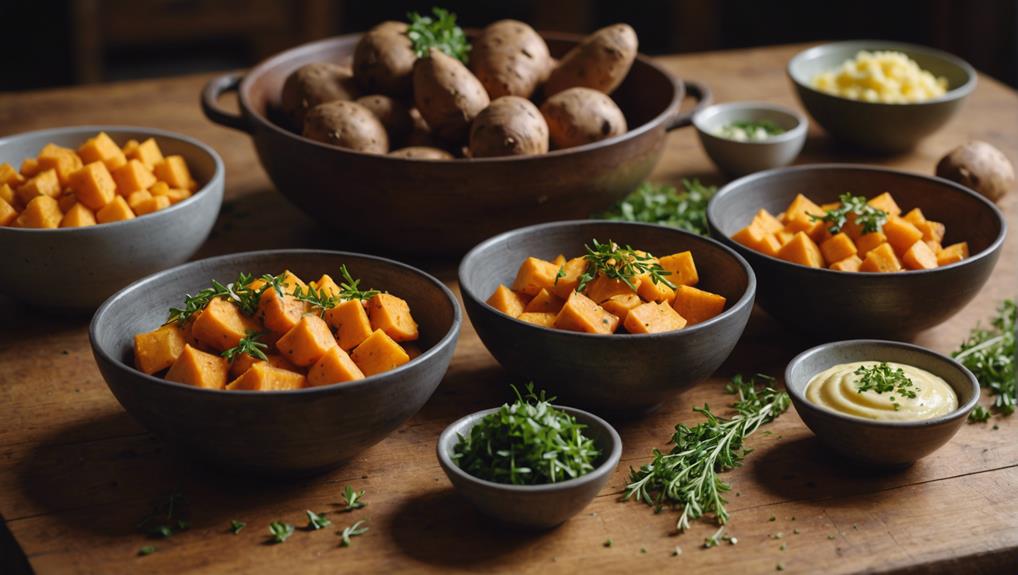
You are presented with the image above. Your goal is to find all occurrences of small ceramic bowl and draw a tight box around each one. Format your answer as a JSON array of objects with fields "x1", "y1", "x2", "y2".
[
  {"x1": 437, "y1": 405, "x2": 622, "y2": 529},
  {"x1": 785, "y1": 339, "x2": 980, "y2": 467},
  {"x1": 788, "y1": 40, "x2": 976, "y2": 152},
  {"x1": 693, "y1": 101, "x2": 807, "y2": 176},
  {"x1": 0, "y1": 125, "x2": 224, "y2": 311}
]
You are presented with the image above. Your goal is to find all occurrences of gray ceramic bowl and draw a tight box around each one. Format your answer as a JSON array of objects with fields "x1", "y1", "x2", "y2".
[
  {"x1": 0, "y1": 126, "x2": 224, "y2": 311},
  {"x1": 458, "y1": 220, "x2": 756, "y2": 413},
  {"x1": 788, "y1": 41, "x2": 976, "y2": 152},
  {"x1": 785, "y1": 339, "x2": 979, "y2": 467},
  {"x1": 693, "y1": 101, "x2": 807, "y2": 176},
  {"x1": 90, "y1": 249, "x2": 461, "y2": 475},
  {"x1": 708, "y1": 164, "x2": 1006, "y2": 340},
  {"x1": 437, "y1": 405, "x2": 622, "y2": 529}
]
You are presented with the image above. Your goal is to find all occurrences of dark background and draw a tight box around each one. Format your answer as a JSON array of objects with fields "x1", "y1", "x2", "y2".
[{"x1": 3, "y1": 0, "x2": 1016, "y2": 91}]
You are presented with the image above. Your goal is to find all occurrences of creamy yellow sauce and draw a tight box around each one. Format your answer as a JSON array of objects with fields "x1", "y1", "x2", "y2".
[{"x1": 805, "y1": 361, "x2": 957, "y2": 422}]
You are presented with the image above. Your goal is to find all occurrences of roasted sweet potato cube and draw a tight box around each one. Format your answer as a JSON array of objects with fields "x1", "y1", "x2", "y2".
[
  {"x1": 549, "y1": 256, "x2": 587, "y2": 299},
  {"x1": 351, "y1": 329, "x2": 410, "y2": 376},
  {"x1": 20, "y1": 158, "x2": 41, "y2": 178},
  {"x1": 486, "y1": 284, "x2": 529, "y2": 318},
  {"x1": 325, "y1": 299, "x2": 375, "y2": 350},
  {"x1": 517, "y1": 312, "x2": 557, "y2": 328},
  {"x1": 600, "y1": 293, "x2": 642, "y2": 319},
  {"x1": 78, "y1": 132, "x2": 127, "y2": 171},
  {"x1": 69, "y1": 161, "x2": 117, "y2": 210},
  {"x1": 820, "y1": 233, "x2": 857, "y2": 265},
  {"x1": 829, "y1": 254, "x2": 863, "y2": 272},
  {"x1": 883, "y1": 216, "x2": 923, "y2": 255},
  {"x1": 752, "y1": 208, "x2": 785, "y2": 234},
  {"x1": 624, "y1": 301, "x2": 687, "y2": 334},
  {"x1": 166, "y1": 344, "x2": 228, "y2": 390},
  {"x1": 126, "y1": 190, "x2": 153, "y2": 211},
  {"x1": 511, "y1": 257, "x2": 561, "y2": 297},
  {"x1": 15, "y1": 196, "x2": 62, "y2": 228},
  {"x1": 226, "y1": 362, "x2": 305, "y2": 391},
  {"x1": 936, "y1": 242, "x2": 969, "y2": 266},
  {"x1": 0, "y1": 183, "x2": 16, "y2": 208},
  {"x1": 113, "y1": 159, "x2": 157, "y2": 194},
  {"x1": 859, "y1": 242, "x2": 902, "y2": 272},
  {"x1": 902, "y1": 207, "x2": 926, "y2": 227},
  {"x1": 636, "y1": 273, "x2": 675, "y2": 303},
  {"x1": 307, "y1": 346, "x2": 365, "y2": 386},
  {"x1": 672, "y1": 285, "x2": 726, "y2": 325},
  {"x1": 276, "y1": 314, "x2": 338, "y2": 367},
  {"x1": 190, "y1": 298, "x2": 259, "y2": 352},
  {"x1": 134, "y1": 324, "x2": 186, "y2": 374},
  {"x1": 367, "y1": 293, "x2": 419, "y2": 342},
  {"x1": 867, "y1": 192, "x2": 901, "y2": 217},
  {"x1": 0, "y1": 198, "x2": 17, "y2": 226},
  {"x1": 37, "y1": 144, "x2": 83, "y2": 186},
  {"x1": 57, "y1": 193, "x2": 76, "y2": 213},
  {"x1": 783, "y1": 194, "x2": 825, "y2": 224},
  {"x1": 126, "y1": 138, "x2": 164, "y2": 170},
  {"x1": 257, "y1": 287, "x2": 308, "y2": 335},
  {"x1": 228, "y1": 352, "x2": 264, "y2": 379},
  {"x1": 150, "y1": 182, "x2": 191, "y2": 204},
  {"x1": 776, "y1": 232, "x2": 823, "y2": 268},
  {"x1": 584, "y1": 273, "x2": 639, "y2": 303},
  {"x1": 279, "y1": 270, "x2": 308, "y2": 293},
  {"x1": 732, "y1": 221, "x2": 771, "y2": 251},
  {"x1": 133, "y1": 195, "x2": 171, "y2": 216},
  {"x1": 916, "y1": 220, "x2": 945, "y2": 243},
  {"x1": 523, "y1": 288, "x2": 564, "y2": 314},
  {"x1": 902, "y1": 240, "x2": 938, "y2": 270},
  {"x1": 153, "y1": 155, "x2": 196, "y2": 190},
  {"x1": 855, "y1": 231, "x2": 887, "y2": 257},
  {"x1": 0, "y1": 163, "x2": 24, "y2": 188},
  {"x1": 60, "y1": 203, "x2": 96, "y2": 227},
  {"x1": 16, "y1": 169, "x2": 61, "y2": 205},
  {"x1": 95, "y1": 195, "x2": 135, "y2": 223},
  {"x1": 312, "y1": 274, "x2": 342, "y2": 298},
  {"x1": 658, "y1": 251, "x2": 699, "y2": 287},
  {"x1": 553, "y1": 291, "x2": 619, "y2": 334}
]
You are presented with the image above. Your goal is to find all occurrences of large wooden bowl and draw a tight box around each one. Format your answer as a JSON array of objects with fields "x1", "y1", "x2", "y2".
[{"x1": 202, "y1": 32, "x2": 709, "y2": 255}]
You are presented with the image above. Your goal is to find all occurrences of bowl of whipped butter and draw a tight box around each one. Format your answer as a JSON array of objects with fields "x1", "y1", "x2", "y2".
[{"x1": 786, "y1": 339, "x2": 979, "y2": 466}]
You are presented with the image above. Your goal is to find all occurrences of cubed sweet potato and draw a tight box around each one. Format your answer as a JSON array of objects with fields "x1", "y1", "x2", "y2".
[
  {"x1": 936, "y1": 242, "x2": 969, "y2": 266},
  {"x1": 275, "y1": 314, "x2": 338, "y2": 367},
  {"x1": 672, "y1": 285, "x2": 726, "y2": 325},
  {"x1": 16, "y1": 169, "x2": 61, "y2": 205},
  {"x1": 511, "y1": 257, "x2": 561, "y2": 297},
  {"x1": 623, "y1": 301, "x2": 687, "y2": 334},
  {"x1": 883, "y1": 216, "x2": 923, "y2": 255},
  {"x1": 166, "y1": 344, "x2": 229, "y2": 389},
  {"x1": 523, "y1": 288, "x2": 564, "y2": 314},
  {"x1": 134, "y1": 324, "x2": 186, "y2": 374},
  {"x1": 113, "y1": 159, "x2": 157, "y2": 194},
  {"x1": 855, "y1": 232, "x2": 887, "y2": 258},
  {"x1": 0, "y1": 198, "x2": 17, "y2": 227},
  {"x1": 95, "y1": 195, "x2": 135, "y2": 223},
  {"x1": 867, "y1": 192, "x2": 901, "y2": 217},
  {"x1": 901, "y1": 240, "x2": 938, "y2": 270},
  {"x1": 126, "y1": 138, "x2": 164, "y2": 170},
  {"x1": 658, "y1": 251, "x2": 699, "y2": 287},
  {"x1": 69, "y1": 161, "x2": 117, "y2": 210},
  {"x1": 133, "y1": 195, "x2": 171, "y2": 216},
  {"x1": 553, "y1": 290, "x2": 619, "y2": 334},
  {"x1": 257, "y1": 287, "x2": 308, "y2": 336},
  {"x1": 600, "y1": 293, "x2": 642, "y2": 319},
  {"x1": 226, "y1": 362, "x2": 305, "y2": 391},
  {"x1": 78, "y1": 132, "x2": 128, "y2": 171},
  {"x1": 829, "y1": 254, "x2": 863, "y2": 272},
  {"x1": 549, "y1": 256, "x2": 587, "y2": 299},
  {"x1": 859, "y1": 242, "x2": 902, "y2": 272},
  {"x1": 37, "y1": 144, "x2": 83, "y2": 186},
  {"x1": 312, "y1": 274, "x2": 342, "y2": 298},
  {"x1": 517, "y1": 311, "x2": 557, "y2": 327},
  {"x1": 752, "y1": 208, "x2": 785, "y2": 234},
  {"x1": 584, "y1": 273, "x2": 639, "y2": 303},
  {"x1": 819, "y1": 233, "x2": 857, "y2": 265},
  {"x1": 15, "y1": 196, "x2": 62, "y2": 228},
  {"x1": 776, "y1": 232, "x2": 823, "y2": 268},
  {"x1": 486, "y1": 284, "x2": 529, "y2": 318},
  {"x1": 367, "y1": 293, "x2": 419, "y2": 342},
  {"x1": 325, "y1": 299, "x2": 375, "y2": 350},
  {"x1": 191, "y1": 298, "x2": 259, "y2": 351},
  {"x1": 307, "y1": 346, "x2": 365, "y2": 386},
  {"x1": 153, "y1": 155, "x2": 196, "y2": 191},
  {"x1": 0, "y1": 163, "x2": 24, "y2": 188},
  {"x1": 351, "y1": 329, "x2": 410, "y2": 376}
]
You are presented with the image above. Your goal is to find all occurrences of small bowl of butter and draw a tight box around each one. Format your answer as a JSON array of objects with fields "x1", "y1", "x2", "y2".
[
  {"x1": 785, "y1": 339, "x2": 980, "y2": 467},
  {"x1": 692, "y1": 101, "x2": 807, "y2": 177}
]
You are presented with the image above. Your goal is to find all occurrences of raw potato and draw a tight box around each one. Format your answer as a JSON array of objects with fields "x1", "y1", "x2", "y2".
[
  {"x1": 353, "y1": 22, "x2": 417, "y2": 97},
  {"x1": 544, "y1": 24, "x2": 638, "y2": 97},
  {"x1": 413, "y1": 49, "x2": 491, "y2": 143},
  {"x1": 303, "y1": 101, "x2": 389, "y2": 153},
  {"x1": 356, "y1": 94, "x2": 413, "y2": 142},
  {"x1": 469, "y1": 96, "x2": 549, "y2": 157},
  {"x1": 936, "y1": 141, "x2": 1014, "y2": 203},
  {"x1": 389, "y1": 146, "x2": 454, "y2": 160},
  {"x1": 281, "y1": 63, "x2": 358, "y2": 128},
  {"x1": 469, "y1": 19, "x2": 552, "y2": 99},
  {"x1": 540, "y1": 87, "x2": 627, "y2": 149}
]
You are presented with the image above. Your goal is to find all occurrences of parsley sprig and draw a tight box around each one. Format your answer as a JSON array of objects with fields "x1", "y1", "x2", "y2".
[
  {"x1": 955, "y1": 299, "x2": 1016, "y2": 418},
  {"x1": 221, "y1": 331, "x2": 269, "y2": 362},
  {"x1": 599, "y1": 179, "x2": 717, "y2": 236},
  {"x1": 810, "y1": 193, "x2": 888, "y2": 235},
  {"x1": 406, "y1": 8, "x2": 470, "y2": 62},
  {"x1": 577, "y1": 239, "x2": 674, "y2": 293},
  {"x1": 854, "y1": 362, "x2": 918, "y2": 411},
  {"x1": 623, "y1": 374, "x2": 790, "y2": 533}
]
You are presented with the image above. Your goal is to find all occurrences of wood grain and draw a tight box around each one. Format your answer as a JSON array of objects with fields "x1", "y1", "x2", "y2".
[{"x1": 0, "y1": 44, "x2": 1015, "y2": 574}]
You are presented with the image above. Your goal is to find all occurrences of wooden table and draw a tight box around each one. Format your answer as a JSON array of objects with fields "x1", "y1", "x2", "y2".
[{"x1": 1, "y1": 44, "x2": 1015, "y2": 575}]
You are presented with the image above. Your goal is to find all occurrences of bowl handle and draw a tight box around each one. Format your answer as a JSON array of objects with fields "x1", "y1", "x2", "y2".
[
  {"x1": 201, "y1": 72, "x2": 251, "y2": 134},
  {"x1": 666, "y1": 79, "x2": 712, "y2": 131}
]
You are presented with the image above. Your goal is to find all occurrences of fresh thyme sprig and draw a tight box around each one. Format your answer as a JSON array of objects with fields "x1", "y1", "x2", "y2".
[
  {"x1": 854, "y1": 362, "x2": 917, "y2": 411},
  {"x1": 221, "y1": 331, "x2": 269, "y2": 362},
  {"x1": 810, "y1": 193, "x2": 888, "y2": 235},
  {"x1": 338, "y1": 265, "x2": 380, "y2": 301},
  {"x1": 955, "y1": 299, "x2": 1016, "y2": 417},
  {"x1": 338, "y1": 520, "x2": 369, "y2": 547},
  {"x1": 165, "y1": 272, "x2": 283, "y2": 324},
  {"x1": 292, "y1": 284, "x2": 339, "y2": 316},
  {"x1": 340, "y1": 485, "x2": 366, "y2": 511},
  {"x1": 598, "y1": 179, "x2": 718, "y2": 236},
  {"x1": 576, "y1": 239, "x2": 675, "y2": 293},
  {"x1": 622, "y1": 374, "x2": 790, "y2": 533},
  {"x1": 406, "y1": 8, "x2": 470, "y2": 62}
]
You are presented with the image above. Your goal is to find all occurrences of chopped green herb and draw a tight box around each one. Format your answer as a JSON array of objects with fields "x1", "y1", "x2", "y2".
[
  {"x1": 854, "y1": 362, "x2": 918, "y2": 402},
  {"x1": 969, "y1": 405, "x2": 992, "y2": 423},
  {"x1": 810, "y1": 193, "x2": 888, "y2": 235},
  {"x1": 268, "y1": 521, "x2": 294, "y2": 544},
  {"x1": 229, "y1": 520, "x2": 246, "y2": 534},
  {"x1": 136, "y1": 491, "x2": 189, "y2": 539},
  {"x1": 406, "y1": 8, "x2": 470, "y2": 62},
  {"x1": 576, "y1": 239, "x2": 674, "y2": 293},
  {"x1": 955, "y1": 299, "x2": 1015, "y2": 416},
  {"x1": 640, "y1": 546, "x2": 647, "y2": 554},
  {"x1": 339, "y1": 520, "x2": 369, "y2": 547},
  {"x1": 780, "y1": 543, "x2": 787, "y2": 551},
  {"x1": 340, "y1": 485, "x2": 366, "y2": 511},
  {"x1": 138, "y1": 545, "x2": 156, "y2": 556},
  {"x1": 703, "y1": 525, "x2": 726, "y2": 548},
  {"x1": 716, "y1": 120, "x2": 786, "y2": 141},
  {"x1": 291, "y1": 284, "x2": 339, "y2": 316},
  {"x1": 166, "y1": 273, "x2": 281, "y2": 324},
  {"x1": 337, "y1": 264, "x2": 380, "y2": 302},
  {"x1": 598, "y1": 179, "x2": 717, "y2": 236},
  {"x1": 306, "y1": 510, "x2": 332, "y2": 530},
  {"x1": 221, "y1": 331, "x2": 268, "y2": 362}
]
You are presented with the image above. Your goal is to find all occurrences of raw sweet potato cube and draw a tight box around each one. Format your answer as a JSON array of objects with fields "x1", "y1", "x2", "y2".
[
  {"x1": 883, "y1": 216, "x2": 923, "y2": 255},
  {"x1": 855, "y1": 232, "x2": 887, "y2": 257},
  {"x1": 16, "y1": 169, "x2": 61, "y2": 205},
  {"x1": 523, "y1": 288, "x2": 564, "y2": 314},
  {"x1": 276, "y1": 314, "x2": 338, "y2": 367},
  {"x1": 37, "y1": 144, "x2": 83, "y2": 186},
  {"x1": 78, "y1": 132, "x2": 127, "y2": 171},
  {"x1": 0, "y1": 198, "x2": 16, "y2": 226},
  {"x1": 829, "y1": 254, "x2": 863, "y2": 272},
  {"x1": 487, "y1": 284, "x2": 529, "y2": 317},
  {"x1": 15, "y1": 196, "x2": 62, "y2": 228},
  {"x1": 867, "y1": 192, "x2": 901, "y2": 217},
  {"x1": 96, "y1": 195, "x2": 135, "y2": 223},
  {"x1": 113, "y1": 159, "x2": 157, "y2": 194},
  {"x1": 69, "y1": 161, "x2": 117, "y2": 210},
  {"x1": 312, "y1": 274, "x2": 342, "y2": 298},
  {"x1": 351, "y1": 329, "x2": 411, "y2": 376},
  {"x1": 307, "y1": 346, "x2": 365, "y2": 386},
  {"x1": 0, "y1": 163, "x2": 24, "y2": 188},
  {"x1": 226, "y1": 362, "x2": 305, "y2": 391},
  {"x1": 624, "y1": 301, "x2": 687, "y2": 334},
  {"x1": 776, "y1": 231, "x2": 823, "y2": 268},
  {"x1": 153, "y1": 155, "x2": 196, "y2": 190},
  {"x1": 325, "y1": 299, "x2": 375, "y2": 350},
  {"x1": 166, "y1": 344, "x2": 228, "y2": 390},
  {"x1": 133, "y1": 195, "x2": 171, "y2": 216},
  {"x1": 752, "y1": 209, "x2": 784, "y2": 234},
  {"x1": 517, "y1": 312, "x2": 557, "y2": 328},
  {"x1": 126, "y1": 190, "x2": 153, "y2": 211},
  {"x1": 672, "y1": 285, "x2": 726, "y2": 325},
  {"x1": 658, "y1": 251, "x2": 699, "y2": 287},
  {"x1": 367, "y1": 293, "x2": 419, "y2": 342},
  {"x1": 583, "y1": 273, "x2": 639, "y2": 303},
  {"x1": 859, "y1": 242, "x2": 902, "y2": 272},
  {"x1": 600, "y1": 293, "x2": 643, "y2": 319},
  {"x1": 0, "y1": 183, "x2": 16, "y2": 207},
  {"x1": 936, "y1": 242, "x2": 969, "y2": 266},
  {"x1": 134, "y1": 324, "x2": 186, "y2": 374},
  {"x1": 257, "y1": 287, "x2": 308, "y2": 335},
  {"x1": 553, "y1": 290, "x2": 619, "y2": 334},
  {"x1": 126, "y1": 138, "x2": 164, "y2": 170},
  {"x1": 150, "y1": 181, "x2": 192, "y2": 204},
  {"x1": 191, "y1": 298, "x2": 259, "y2": 351},
  {"x1": 901, "y1": 240, "x2": 938, "y2": 270},
  {"x1": 60, "y1": 202, "x2": 96, "y2": 227},
  {"x1": 820, "y1": 233, "x2": 857, "y2": 264},
  {"x1": 916, "y1": 220, "x2": 945, "y2": 243},
  {"x1": 511, "y1": 257, "x2": 561, "y2": 297}
]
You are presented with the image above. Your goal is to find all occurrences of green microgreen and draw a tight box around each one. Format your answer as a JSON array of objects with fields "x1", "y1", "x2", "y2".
[
  {"x1": 854, "y1": 362, "x2": 917, "y2": 410},
  {"x1": 954, "y1": 299, "x2": 1015, "y2": 417},
  {"x1": 598, "y1": 179, "x2": 718, "y2": 236},
  {"x1": 576, "y1": 239, "x2": 674, "y2": 293},
  {"x1": 165, "y1": 272, "x2": 283, "y2": 324},
  {"x1": 338, "y1": 520, "x2": 369, "y2": 547},
  {"x1": 340, "y1": 485, "x2": 366, "y2": 511},
  {"x1": 809, "y1": 193, "x2": 888, "y2": 235},
  {"x1": 136, "y1": 491, "x2": 190, "y2": 539},
  {"x1": 291, "y1": 284, "x2": 339, "y2": 316},
  {"x1": 268, "y1": 521, "x2": 294, "y2": 544},
  {"x1": 306, "y1": 510, "x2": 332, "y2": 530},
  {"x1": 406, "y1": 8, "x2": 470, "y2": 62},
  {"x1": 229, "y1": 520, "x2": 246, "y2": 534}
]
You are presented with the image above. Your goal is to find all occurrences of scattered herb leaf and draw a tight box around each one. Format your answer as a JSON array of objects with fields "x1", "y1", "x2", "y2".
[
  {"x1": 603, "y1": 538, "x2": 613, "y2": 548},
  {"x1": 229, "y1": 520, "x2": 246, "y2": 534},
  {"x1": 268, "y1": 521, "x2": 294, "y2": 544},
  {"x1": 291, "y1": 284, "x2": 339, "y2": 316},
  {"x1": 340, "y1": 485, "x2": 366, "y2": 511},
  {"x1": 598, "y1": 179, "x2": 718, "y2": 236},
  {"x1": 406, "y1": 8, "x2": 470, "y2": 62},
  {"x1": 969, "y1": 405, "x2": 992, "y2": 423},
  {"x1": 809, "y1": 193, "x2": 888, "y2": 235},
  {"x1": 138, "y1": 545, "x2": 156, "y2": 556},
  {"x1": 136, "y1": 491, "x2": 189, "y2": 539},
  {"x1": 338, "y1": 520, "x2": 369, "y2": 547},
  {"x1": 338, "y1": 265, "x2": 380, "y2": 302},
  {"x1": 306, "y1": 510, "x2": 332, "y2": 530},
  {"x1": 954, "y1": 299, "x2": 1015, "y2": 416}
]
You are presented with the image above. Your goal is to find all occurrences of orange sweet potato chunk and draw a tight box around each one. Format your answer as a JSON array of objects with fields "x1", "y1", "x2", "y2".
[
  {"x1": 859, "y1": 242, "x2": 902, "y2": 272},
  {"x1": 636, "y1": 272, "x2": 676, "y2": 303},
  {"x1": 227, "y1": 362, "x2": 305, "y2": 391},
  {"x1": 783, "y1": 194, "x2": 825, "y2": 224},
  {"x1": 0, "y1": 183, "x2": 16, "y2": 207},
  {"x1": 312, "y1": 274, "x2": 342, "y2": 298},
  {"x1": 113, "y1": 159, "x2": 158, "y2": 195},
  {"x1": 166, "y1": 344, "x2": 229, "y2": 390},
  {"x1": 486, "y1": 284, "x2": 529, "y2": 318},
  {"x1": 15, "y1": 196, "x2": 62, "y2": 228},
  {"x1": 936, "y1": 242, "x2": 969, "y2": 266},
  {"x1": 623, "y1": 301, "x2": 687, "y2": 334},
  {"x1": 867, "y1": 192, "x2": 902, "y2": 217},
  {"x1": 126, "y1": 138, "x2": 164, "y2": 170},
  {"x1": 96, "y1": 195, "x2": 135, "y2": 223},
  {"x1": 553, "y1": 291, "x2": 619, "y2": 334},
  {"x1": 517, "y1": 312, "x2": 557, "y2": 328},
  {"x1": 658, "y1": 251, "x2": 699, "y2": 287},
  {"x1": 133, "y1": 194, "x2": 171, "y2": 216},
  {"x1": 307, "y1": 346, "x2": 365, "y2": 386},
  {"x1": 524, "y1": 288, "x2": 564, "y2": 314},
  {"x1": 549, "y1": 256, "x2": 587, "y2": 299},
  {"x1": 776, "y1": 232, "x2": 823, "y2": 268},
  {"x1": 191, "y1": 298, "x2": 259, "y2": 351},
  {"x1": 829, "y1": 254, "x2": 863, "y2": 272},
  {"x1": 902, "y1": 240, "x2": 938, "y2": 270},
  {"x1": 883, "y1": 216, "x2": 923, "y2": 255},
  {"x1": 367, "y1": 293, "x2": 419, "y2": 342},
  {"x1": 583, "y1": 273, "x2": 639, "y2": 303},
  {"x1": 276, "y1": 314, "x2": 338, "y2": 367},
  {"x1": 154, "y1": 155, "x2": 197, "y2": 191},
  {"x1": 134, "y1": 324, "x2": 186, "y2": 374},
  {"x1": 819, "y1": 233, "x2": 858, "y2": 265},
  {"x1": 78, "y1": 132, "x2": 127, "y2": 171},
  {"x1": 16, "y1": 168, "x2": 61, "y2": 205},
  {"x1": 37, "y1": 144, "x2": 82, "y2": 186},
  {"x1": 257, "y1": 287, "x2": 308, "y2": 336},
  {"x1": 672, "y1": 285, "x2": 727, "y2": 325},
  {"x1": 0, "y1": 163, "x2": 24, "y2": 188},
  {"x1": 325, "y1": 299, "x2": 375, "y2": 350},
  {"x1": 600, "y1": 293, "x2": 643, "y2": 319},
  {"x1": 69, "y1": 161, "x2": 117, "y2": 210},
  {"x1": 752, "y1": 208, "x2": 784, "y2": 234},
  {"x1": 855, "y1": 232, "x2": 887, "y2": 258},
  {"x1": 351, "y1": 329, "x2": 411, "y2": 376},
  {"x1": 0, "y1": 198, "x2": 17, "y2": 227},
  {"x1": 511, "y1": 257, "x2": 561, "y2": 297}
]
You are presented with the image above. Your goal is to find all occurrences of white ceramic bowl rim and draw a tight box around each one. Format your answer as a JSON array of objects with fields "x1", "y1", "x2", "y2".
[{"x1": 692, "y1": 101, "x2": 808, "y2": 145}]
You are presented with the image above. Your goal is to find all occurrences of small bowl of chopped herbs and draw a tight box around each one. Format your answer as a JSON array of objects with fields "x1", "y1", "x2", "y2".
[
  {"x1": 436, "y1": 384, "x2": 622, "y2": 529},
  {"x1": 692, "y1": 101, "x2": 807, "y2": 176}
]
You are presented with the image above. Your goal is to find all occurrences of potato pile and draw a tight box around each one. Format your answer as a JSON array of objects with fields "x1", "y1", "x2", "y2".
[
  {"x1": 0, "y1": 132, "x2": 196, "y2": 228},
  {"x1": 281, "y1": 11, "x2": 639, "y2": 159}
]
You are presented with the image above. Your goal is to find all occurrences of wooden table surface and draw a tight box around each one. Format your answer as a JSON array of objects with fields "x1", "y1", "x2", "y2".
[{"x1": 1, "y1": 44, "x2": 1016, "y2": 575}]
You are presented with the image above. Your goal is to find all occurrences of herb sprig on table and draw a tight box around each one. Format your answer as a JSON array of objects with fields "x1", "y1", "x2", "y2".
[
  {"x1": 574, "y1": 239, "x2": 675, "y2": 293},
  {"x1": 809, "y1": 193, "x2": 888, "y2": 235},
  {"x1": 407, "y1": 8, "x2": 470, "y2": 63},
  {"x1": 340, "y1": 485, "x2": 366, "y2": 511},
  {"x1": 854, "y1": 362, "x2": 917, "y2": 411},
  {"x1": 338, "y1": 520, "x2": 369, "y2": 547},
  {"x1": 623, "y1": 374, "x2": 790, "y2": 533},
  {"x1": 598, "y1": 179, "x2": 718, "y2": 236},
  {"x1": 452, "y1": 383, "x2": 601, "y2": 485},
  {"x1": 955, "y1": 299, "x2": 1016, "y2": 420}
]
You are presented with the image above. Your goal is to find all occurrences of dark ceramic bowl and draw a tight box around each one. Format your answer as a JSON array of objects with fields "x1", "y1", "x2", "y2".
[
  {"x1": 89, "y1": 249, "x2": 461, "y2": 475},
  {"x1": 0, "y1": 126, "x2": 223, "y2": 311},
  {"x1": 785, "y1": 339, "x2": 979, "y2": 467},
  {"x1": 708, "y1": 164, "x2": 1006, "y2": 340},
  {"x1": 201, "y1": 31, "x2": 710, "y2": 255},
  {"x1": 788, "y1": 41, "x2": 976, "y2": 152},
  {"x1": 458, "y1": 220, "x2": 756, "y2": 412},
  {"x1": 437, "y1": 405, "x2": 622, "y2": 529}
]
